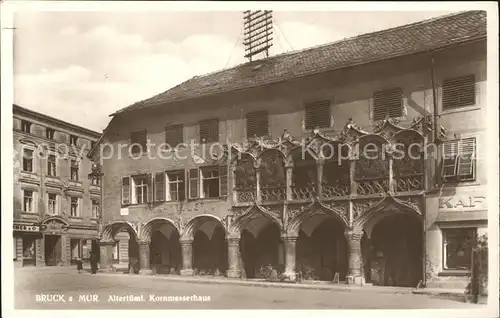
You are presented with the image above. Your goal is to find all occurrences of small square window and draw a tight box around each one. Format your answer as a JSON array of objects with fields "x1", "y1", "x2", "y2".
[
  {"x1": 46, "y1": 128, "x2": 55, "y2": 140},
  {"x1": 21, "y1": 120, "x2": 32, "y2": 133},
  {"x1": 70, "y1": 135, "x2": 78, "y2": 146},
  {"x1": 305, "y1": 101, "x2": 331, "y2": 130}
]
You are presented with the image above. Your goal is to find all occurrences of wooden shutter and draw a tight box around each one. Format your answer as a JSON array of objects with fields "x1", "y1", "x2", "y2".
[
  {"x1": 131, "y1": 130, "x2": 147, "y2": 152},
  {"x1": 457, "y1": 138, "x2": 475, "y2": 178},
  {"x1": 165, "y1": 124, "x2": 183, "y2": 148},
  {"x1": 441, "y1": 141, "x2": 459, "y2": 178},
  {"x1": 373, "y1": 88, "x2": 403, "y2": 121},
  {"x1": 188, "y1": 168, "x2": 199, "y2": 199},
  {"x1": 154, "y1": 172, "x2": 165, "y2": 202},
  {"x1": 199, "y1": 118, "x2": 219, "y2": 143},
  {"x1": 305, "y1": 100, "x2": 331, "y2": 130},
  {"x1": 147, "y1": 174, "x2": 153, "y2": 203},
  {"x1": 442, "y1": 75, "x2": 475, "y2": 110},
  {"x1": 219, "y1": 165, "x2": 228, "y2": 197},
  {"x1": 121, "y1": 177, "x2": 131, "y2": 205},
  {"x1": 246, "y1": 111, "x2": 269, "y2": 138}
]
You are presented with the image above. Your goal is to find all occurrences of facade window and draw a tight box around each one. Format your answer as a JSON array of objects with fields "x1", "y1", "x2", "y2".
[
  {"x1": 305, "y1": 100, "x2": 331, "y2": 130},
  {"x1": 91, "y1": 199, "x2": 99, "y2": 219},
  {"x1": 167, "y1": 170, "x2": 185, "y2": 201},
  {"x1": 122, "y1": 177, "x2": 131, "y2": 205},
  {"x1": 70, "y1": 239, "x2": 82, "y2": 261},
  {"x1": 21, "y1": 120, "x2": 32, "y2": 133},
  {"x1": 199, "y1": 118, "x2": 219, "y2": 143},
  {"x1": 47, "y1": 154, "x2": 57, "y2": 176},
  {"x1": 70, "y1": 135, "x2": 78, "y2": 146},
  {"x1": 47, "y1": 193, "x2": 57, "y2": 215},
  {"x1": 165, "y1": 124, "x2": 184, "y2": 149},
  {"x1": 187, "y1": 166, "x2": 228, "y2": 199},
  {"x1": 23, "y1": 148, "x2": 34, "y2": 172},
  {"x1": 134, "y1": 175, "x2": 149, "y2": 204},
  {"x1": 23, "y1": 190, "x2": 34, "y2": 213},
  {"x1": 122, "y1": 175, "x2": 152, "y2": 205},
  {"x1": 70, "y1": 159, "x2": 79, "y2": 181},
  {"x1": 70, "y1": 197, "x2": 80, "y2": 217},
  {"x1": 246, "y1": 111, "x2": 269, "y2": 138},
  {"x1": 442, "y1": 75, "x2": 475, "y2": 110},
  {"x1": 91, "y1": 141, "x2": 96, "y2": 150},
  {"x1": 443, "y1": 228, "x2": 476, "y2": 270},
  {"x1": 373, "y1": 87, "x2": 403, "y2": 121},
  {"x1": 130, "y1": 130, "x2": 147, "y2": 154},
  {"x1": 441, "y1": 138, "x2": 476, "y2": 182},
  {"x1": 46, "y1": 128, "x2": 55, "y2": 140}
]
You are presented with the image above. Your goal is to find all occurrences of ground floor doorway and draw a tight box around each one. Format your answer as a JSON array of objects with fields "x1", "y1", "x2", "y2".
[{"x1": 44, "y1": 234, "x2": 62, "y2": 266}]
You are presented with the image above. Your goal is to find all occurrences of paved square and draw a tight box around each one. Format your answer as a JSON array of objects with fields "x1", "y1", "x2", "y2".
[{"x1": 14, "y1": 268, "x2": 478, "y2": 309}]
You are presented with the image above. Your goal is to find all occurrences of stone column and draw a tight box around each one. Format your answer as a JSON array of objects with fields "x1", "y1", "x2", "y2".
[
  {"x1": 255, "y1": 166, "x2": 262, "y2": 204},
  {"x1": 99, "y1": 241, "x2": 114, "y2": 271},
  {"x1": 138, "y1": 240, "x2": 153, "y2": 275},
  {"x1": 180, "y1": 239, "x2": 194, "y2": 276},
  {"x1": 317, "y1": 159, "x2": 324, "y2": 197},
  {"x1": 286, "y1": 166, "x2": 293, "y2": 201},
  {"x1": 226, "y1": 236, "x2": 241, "y2": 279},
  {"x1": 345, "y1": 230, "x2": 364, "y2": 285},
  {"x1": 282, "y1": 235, "x2": 298, "y2": 281}
]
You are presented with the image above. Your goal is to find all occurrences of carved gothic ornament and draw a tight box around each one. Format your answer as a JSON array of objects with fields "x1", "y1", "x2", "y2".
[
  {"x1": 41, "y1": 218, "x2": 70, "y2": 233},
  {"x1": 228, "y1": 203, "x2": 283, "y2": 234},
  {"x1": 352, "y1": 194, "x2": 423, "y2": 231},
  {"x1": 220, "y1": 117, "x2": 433, "y2": 166},
  {"x1": 286, "y1": 199, "x2": 349, "y2": 233}
]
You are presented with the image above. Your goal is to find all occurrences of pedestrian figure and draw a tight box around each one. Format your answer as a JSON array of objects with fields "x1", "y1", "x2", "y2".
[
  {"x1": 90, "y1": 252, "x2": 98, "y2": 274},
  {"x1": 76, "y1": 258, "x2": 83, "y2": 274}
]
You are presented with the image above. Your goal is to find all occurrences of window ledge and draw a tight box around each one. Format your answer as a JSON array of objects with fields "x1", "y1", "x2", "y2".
[
  {"x1": 21, "y1": 212, "x2": 38, "y2": 215},
  {"x1": 438, "y1": 270, "x2": 470, "y2": 277},
  {"x1": 69, "y1": 216, "x2": 83, "y2": 220},
  {"x1": 440, "y1": 105, "x2": 481, "y2": 116}
]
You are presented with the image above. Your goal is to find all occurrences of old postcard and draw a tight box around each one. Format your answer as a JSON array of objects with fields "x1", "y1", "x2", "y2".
[{"x1": 1, "y1": 1, "x2": 498, "y2": 318}]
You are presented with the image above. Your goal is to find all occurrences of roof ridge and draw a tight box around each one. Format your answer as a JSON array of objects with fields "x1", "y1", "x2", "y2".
[{"x1": 157, "y1": 10, "x2": 476, "y2": 85}]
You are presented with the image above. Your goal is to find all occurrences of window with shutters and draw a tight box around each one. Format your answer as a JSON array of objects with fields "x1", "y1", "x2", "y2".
[
  {"x1": 246, "y1": 111, "x2": 269, "y2": 138},
  {"x1": 199, "y1": 166, "x2": 228, "y2": 199},
  {"x1": 167, "y1": 170, "x2": 185, "y2": 201},
  {"x1": 122, "y1": 177, "x2": 131, "y2": 205},
  {"x1": 199, "y1": 118, "x2": 219, "y2": 143},
  {"x1": 130, "y1": 130, "x2": 148, "y2": 154},
  {"x1": 305, "y1": 101, "x2": 331, "y2": 130},
  {"x1": 132, "y1": 174, "x2": 150, "y2": 204},
  {"x1": 154, "y1": 172, "x2": 165, "y2": 202},
  {"x1": 441, "y1": 138, "x2": 476, "y2": 182},
  {"x1": 442, "y1": 75, "x2": 475, "y2": 110},
  {"x1": 165, "y1": 124, "x2": 184, "y2": 149},
  {"x1": 188, "y1": 169, "x2": 199, "y2": 199},
  {"x1": 373, "y1": 87, "x2": 403, "y2": 121}
]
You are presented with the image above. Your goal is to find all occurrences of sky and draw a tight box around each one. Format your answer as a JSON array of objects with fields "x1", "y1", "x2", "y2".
[{"x1": 13, "y1": 10, "x2": 455, "y2": 132}]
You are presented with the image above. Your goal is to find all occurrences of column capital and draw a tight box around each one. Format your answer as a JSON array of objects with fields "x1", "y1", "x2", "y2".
[
  {"x1": 226, "y1": 236, "x2": 240, "y2": 245},
  {"x1": 344, "y1": 229, "x2": 363, "y2": 241},
  {"x1": 281, "y1": 235, "x2": 298, "y2": 243},
  {"x1": 179, "y1": 238, "x2": 193, "y2": 245},
  {"x1": 138, "y1": 239, "x2": 151, "y2": 245}
]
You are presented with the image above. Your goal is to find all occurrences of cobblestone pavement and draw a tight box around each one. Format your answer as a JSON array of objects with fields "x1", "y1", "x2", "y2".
[{"x1": 14, "y1": 268, "x2": 481, "y2": 310}]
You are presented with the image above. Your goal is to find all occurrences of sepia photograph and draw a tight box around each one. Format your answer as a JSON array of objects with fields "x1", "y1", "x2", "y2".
[{"x1": 1, "y1": 1, "x2": 498, "y2": 317}]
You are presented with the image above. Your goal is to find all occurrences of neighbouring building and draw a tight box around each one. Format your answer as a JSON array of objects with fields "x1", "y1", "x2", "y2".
[
  {"x1": 91, "y1": 11, "x2": 487, "y2": 288},
  {"x1": 13, "y1": 104, "x2": 102, "y2": 267}
]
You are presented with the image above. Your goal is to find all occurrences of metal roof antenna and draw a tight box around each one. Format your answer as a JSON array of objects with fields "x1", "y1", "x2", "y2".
[{"x1": 243, "y1": 10, "x2": 273, "y2": 62}]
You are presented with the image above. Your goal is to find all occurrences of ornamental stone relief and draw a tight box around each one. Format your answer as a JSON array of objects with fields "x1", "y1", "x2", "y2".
[{"x1": 352, "y1": 199, "x2": 384, "y2": 220}]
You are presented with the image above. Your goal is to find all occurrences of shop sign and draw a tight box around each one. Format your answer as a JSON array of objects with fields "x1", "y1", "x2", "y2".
[
  {"x1": 439, "y1": 196, "x2": 486, "y2": 210},
  {"x1": 13, "y1": 224, "x2": 40, "y2": 232}
]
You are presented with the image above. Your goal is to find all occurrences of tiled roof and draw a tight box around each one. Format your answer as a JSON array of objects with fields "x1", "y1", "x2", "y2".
[{"x1": 113, "y1": 10, "x2": 486, "y2": 116}]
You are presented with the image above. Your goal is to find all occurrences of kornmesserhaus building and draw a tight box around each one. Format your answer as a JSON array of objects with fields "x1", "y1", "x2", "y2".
[
  {"x1": 13, "y1": 104, "x2": 102, "y2": 267},
  {"x1": 91, "y1": 11, "x2": 487, "y2": 289}
]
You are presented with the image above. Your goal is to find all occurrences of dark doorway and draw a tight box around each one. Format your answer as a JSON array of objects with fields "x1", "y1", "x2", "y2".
[
  {"x1": 370, "y1": 213, "x2": 422, "y2": 287},
  {"x1": 240, "y1": 223, "x2": 281, "y2": 278},
  {"x1": 296, "y1": 218, "x2": 348, "y2": 281},
  {"x1": 149, "y1": 230, "x2": 181, "y2": 274},
  {"x1": 44, "y1": 235, "x2": 62, "y2": 266},
  {"x1": 91, "y1": 240, "x2": 100, "y2": 264},
  {"x1": 192, "y1": 226, "x2": 228, "y2": 275}
]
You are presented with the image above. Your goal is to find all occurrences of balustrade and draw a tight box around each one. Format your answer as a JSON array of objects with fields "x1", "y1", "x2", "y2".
[
  {"x1": 261, "y1": 186, "x2": 287, "y2": 202},
  {"x1": 291, "y1": 184, "x2": 316, "y2": 200}
]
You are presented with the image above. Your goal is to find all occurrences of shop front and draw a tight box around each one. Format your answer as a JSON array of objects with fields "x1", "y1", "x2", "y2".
[{"x1": 13, "y1": 223, "x2": 42, "y2": 267}]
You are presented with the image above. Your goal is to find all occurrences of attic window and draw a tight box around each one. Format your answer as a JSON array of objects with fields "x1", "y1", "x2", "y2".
[
  {"x1": 442, "y1": 75, "x2": 475, "y2": 110},
  {"x1": 199, "y1": 118, "x2": 219, "y2": 143},
  {"x1": 246, "y1": 110, "x2": 269, "y2": 138},
  {"x1": 305, "y1": 100, "x2": 331, "y2": 130}
]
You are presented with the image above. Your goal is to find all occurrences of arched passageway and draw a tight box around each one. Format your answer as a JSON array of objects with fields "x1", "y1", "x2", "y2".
[
  {"x1": 240, "y1": 221, "x2": 282, "y2": 278},
  {"x1": 188, "y1": 216, "x2": 227, "y2": 276},
  {"x1": 368, "y1": 213, "x2": 422, "y2": 287},
  {"x1": 149, "y1": 222, "x2": 182, "y2": 274},
  {"x1": 109, "y1": 225, "x2": 139, "y2": 273},
  {"x1": 296, "y1": 216, "x2": 348, "y2": 281}
]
